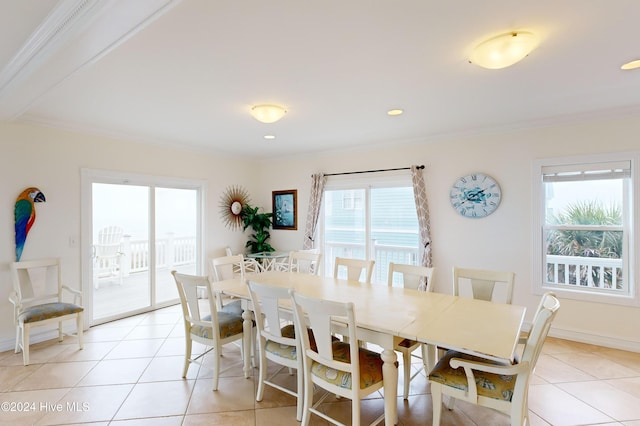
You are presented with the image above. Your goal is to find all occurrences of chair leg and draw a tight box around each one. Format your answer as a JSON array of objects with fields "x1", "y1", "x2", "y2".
[
  {"x1": 403, "y1": 348, "x2": 411, "y2": 399},
  {"x1": 255, "y1": 344, "x2": 266, "y2": 402},
  {"x1": 423, "y1": 343, "x2": 437, "y2": 373},
  {"x1": 351, "y1": 395, "x2": 360, "y2": 426},
  {"x1": 182, "y1": 336, "x2": 192, "y2": 378},
  {"x1": 212, "y1": 345, "x2": 220, "y2": 391},
  {"x1": 14, "y1": 325, "x2": 20, "y2": 354},
  {"x1": 301, "y1": 365, "x2": 313, "y2": 426},
  {"x1": 22, "y1": 324, "x2": 30, "y2": 366},
  {"x1": 431, "y1": 382, "x2": 443, "y2": 425},
  {"x1": 58, "y1": 320, "x2": 64, "y2": 342},
  {"x1": 77, "y1": 312, "x2": 84, "y2": 350},
  {"x1": 295, "y1": 361, "x2": 303, "y2": 421}
]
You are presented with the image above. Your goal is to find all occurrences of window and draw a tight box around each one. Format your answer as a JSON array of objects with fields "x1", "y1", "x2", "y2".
[
  {"x1": 321, "y1": 174, "x2": 419, "y2": 284},
  {"x1": 532, "y1": 154, "x2": 638, "y2": 305}
]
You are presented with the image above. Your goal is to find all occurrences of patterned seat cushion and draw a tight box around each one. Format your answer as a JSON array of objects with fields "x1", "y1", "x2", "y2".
[
  {"x1": 310, "y1": 341, "x2": 384, "y2": 390},
  {"x1": 19, "y1": 302, "x2": 83, "y2": 324},
  {"x1": 191, "y1": 312, "x2": 244, "y2": 339},
  {"x1": 428, "y1": 350, "x2": 516, "y2": 402}
]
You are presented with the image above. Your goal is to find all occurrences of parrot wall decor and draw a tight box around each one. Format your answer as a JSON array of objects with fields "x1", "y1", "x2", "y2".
[{"x1": 14, "y1": 187, "x2": 46, "y2": 261}]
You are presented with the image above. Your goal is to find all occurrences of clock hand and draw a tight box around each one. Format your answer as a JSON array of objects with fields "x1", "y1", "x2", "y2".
[{"x1": 466, "y1": 188, "x2": 486, "y2": 202}]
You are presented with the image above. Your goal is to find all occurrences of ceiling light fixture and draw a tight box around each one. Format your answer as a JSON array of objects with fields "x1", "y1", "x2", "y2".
[
  {"x1": 250, "y1": 104, "x2": 287, "y2": 123},
  {"x1": 469, "y1": 31, "x2": 539, "y2": 69},
  {"x1": 621, "y1": 59, "x2": 640, "y2": 70},
  {"x1": 264, "y1": 135, "x2": 276, "y2": 140},
  {"x1": 387, "y1": 109, "x2": 404, "y2": 116}
]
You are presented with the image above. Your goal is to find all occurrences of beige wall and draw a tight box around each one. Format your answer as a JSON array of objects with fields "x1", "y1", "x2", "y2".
[
  {"x1": 0, "y1": 123, "x2": 258, "y2": 348},
  {"x1": 258, "y1": 115, "x2": 640, "y2": 351},
  {"x1": 1, "y1": 114, "x2": 639, "y2": 352}
]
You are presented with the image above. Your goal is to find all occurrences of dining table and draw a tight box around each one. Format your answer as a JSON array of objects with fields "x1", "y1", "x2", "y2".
[{"x1": 210, "y1": 270, "x2": 526, "y2": 426}]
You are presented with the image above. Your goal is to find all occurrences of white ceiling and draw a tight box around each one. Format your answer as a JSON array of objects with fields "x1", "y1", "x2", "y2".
[{"x1": 2, "y1": 0, "x2": 640, "y2": 159}]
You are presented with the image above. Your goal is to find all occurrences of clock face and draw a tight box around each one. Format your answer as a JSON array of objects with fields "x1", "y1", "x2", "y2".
[{"x1": 450, "y1": 173, "x2": 501, "y2": 218}]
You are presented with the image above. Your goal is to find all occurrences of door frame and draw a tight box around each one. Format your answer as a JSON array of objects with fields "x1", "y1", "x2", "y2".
[{"x1": 80, "y1": 168, "x2": 205, "y2": 327}]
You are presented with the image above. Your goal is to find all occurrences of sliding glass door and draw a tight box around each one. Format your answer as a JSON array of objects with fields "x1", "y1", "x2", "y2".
[
  {"x1": 83, "y1": 170, "x2": 202, "y2": 325},
  {"x1": 321, "y1": 182, "x2": 419, "y2": 284}
]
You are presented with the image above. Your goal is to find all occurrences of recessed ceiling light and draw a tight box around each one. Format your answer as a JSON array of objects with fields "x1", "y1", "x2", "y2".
[
  {"x1": 621, "y1": 59, "x2": 640, "y2": 70},
  {"x1": 387, "y1": 109, "x2": 404, "y2": 116},
  {"x1": 264, "y1": 135, "x2": 276, "y2": 140}
]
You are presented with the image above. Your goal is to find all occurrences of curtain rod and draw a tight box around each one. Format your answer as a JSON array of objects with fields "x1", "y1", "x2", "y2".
[{"x1": 323, "y1": 165, "x2": 424, "y2": 177}]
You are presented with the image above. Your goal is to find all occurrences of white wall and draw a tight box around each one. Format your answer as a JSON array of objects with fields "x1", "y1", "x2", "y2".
[
  {"x1": 258, "y1": 114, "x2": 640, "y2": 351},
  {"x1": 2, "y1": 115, "x2": 639, "y2": 352},
  {"x1": 0, "y1": 123, "x2": 259, "y2": 349}
]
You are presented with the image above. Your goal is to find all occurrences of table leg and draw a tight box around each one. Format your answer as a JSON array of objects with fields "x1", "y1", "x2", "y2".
[
  {"x1": 380, "y1": 347, "x2": 399, "y2": 425},
  {"x1": 241, "y1": 309, "x2": 253, "y2": 378}
]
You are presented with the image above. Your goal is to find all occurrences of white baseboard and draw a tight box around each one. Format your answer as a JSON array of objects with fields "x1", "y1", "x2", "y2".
[
  {"x1": 0, "y1": 326, "x2": 80, "y2": 353},
  {"x1": 548, "y1": 326, "x2": 640, "y2": 353}
]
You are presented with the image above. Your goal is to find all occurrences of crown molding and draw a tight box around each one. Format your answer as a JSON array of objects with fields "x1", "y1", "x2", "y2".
[
  {"x1": 0, "y1": 0, "x2": 104, "y2": 96},
  {"x1": 0, "y1": 0, "x2": 182, "y2": 120}
]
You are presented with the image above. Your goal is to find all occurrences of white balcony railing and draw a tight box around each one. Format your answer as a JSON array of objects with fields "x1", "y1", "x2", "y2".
[
  {"x1": 118, "y1": 234, "x2": 197, "y2": 275},
  {"x1": 324, "y1": 241, "x2": 419, "y2": 284},
  {"x1": 546, "y1": 254, "x2": 624, "y2": 291}
]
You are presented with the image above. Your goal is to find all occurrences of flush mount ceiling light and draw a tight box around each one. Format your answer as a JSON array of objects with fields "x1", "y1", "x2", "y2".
[
  {"x1": 621, "y1": 59, "x2": 640, "y2": 70},
  {"x1": 250, "y1": 104, "x2": 287, "y2": 123},
  {"x1": 469, "y1": 31, "x2": 539, "y2": 69},
  {"x1": 387, "y1": 109, "x2": 404, "y2": 116}
]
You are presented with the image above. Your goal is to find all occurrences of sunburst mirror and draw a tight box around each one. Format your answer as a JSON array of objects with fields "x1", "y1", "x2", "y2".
[{"x1": 219, "y1": 185, "x2": 251, "y2": 230}]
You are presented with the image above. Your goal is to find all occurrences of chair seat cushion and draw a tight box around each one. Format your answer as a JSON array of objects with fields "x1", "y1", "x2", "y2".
[
  {"x1": 265, "y1": 338, "x2": 297, "y2": 360},
  {"x1": 311, "y1": 341, "x2": 383, "y2": 390},
  {"x1": 19, "y1": 302, "x2": 83, "y2": 324},
  {"x1": 428, "y1": 350, "x2": 516, "y2": 402},
  {"x1": 192, "y1": 312, "x2": 243, "y2": 339}
]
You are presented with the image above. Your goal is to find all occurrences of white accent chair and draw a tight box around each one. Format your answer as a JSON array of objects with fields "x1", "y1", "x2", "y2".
[
  {"x1": 171, "y1": 271, "x2": 251, "y2": 390},
  {"x1": 9, "y1": 258, "x2": 83, "y2": 365},
  {"x1": 429, "y1": 292, "x2": 560, "y2": 426},
  {"x1": 93, "y1": 225, "x2": 124, "y2": 289},
  {"x1": 333, "y1": 257, "x2": 375, "y2": 284},
  {"x1": 247, "y1": 281, "x2": 304, "y2": 421},
  {"x1": 387, "y1": 262, "x2": 435, "y2": 399},
  {"x1": 290, "y1": 290, "x2": 385, "y2": 426}
]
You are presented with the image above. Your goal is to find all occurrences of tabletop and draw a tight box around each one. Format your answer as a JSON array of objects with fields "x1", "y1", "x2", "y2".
[{"x1": 212, "y1": 270, "x2": 526, "y2": 363}]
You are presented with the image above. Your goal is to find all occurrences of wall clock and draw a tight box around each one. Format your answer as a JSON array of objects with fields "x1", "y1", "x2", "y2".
[{"x1": 449, "y1": 173, "x2": 501, "y2": 218}]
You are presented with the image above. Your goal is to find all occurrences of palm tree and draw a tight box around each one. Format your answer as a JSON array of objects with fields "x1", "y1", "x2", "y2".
[{"x1": 546, "y1": 201, "x2": 622, "y2": 288}]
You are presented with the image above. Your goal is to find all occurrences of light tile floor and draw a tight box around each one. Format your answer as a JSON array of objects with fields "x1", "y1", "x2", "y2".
[{"x1": 1, "y1": 304, "x2": 639, "y2": 425}]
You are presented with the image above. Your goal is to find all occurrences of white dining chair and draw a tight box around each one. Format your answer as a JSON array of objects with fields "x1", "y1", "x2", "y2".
[
  {"x1": 171, "y1": 271, "x2": 251, "y2": 390},
  {"x1": 452, "y1": 267, "x2": 515, "y2": 303},
  {"x1": 290, "y1": 290, "x2": 385, "y2": 426},
  {"x1": 247, "y1": 280, "x2": 304, "y2": 421},
  {"x1": 429, "y1": 292, "x2": 560, "y2": 426},
  {"x1": 387, "y1": 262, "x2": 435, "y2": 399},
  {"x1": 333, "y1": 257, "x2": 375, "y2": 283},
  {"x1": 288, "y1": 250, "x2": 322, "y2": 275}
]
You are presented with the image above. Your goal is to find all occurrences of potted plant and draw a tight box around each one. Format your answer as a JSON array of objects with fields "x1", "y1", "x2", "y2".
[{"x1": 241, "y1": 204, "x2": 275, "y2": 254}]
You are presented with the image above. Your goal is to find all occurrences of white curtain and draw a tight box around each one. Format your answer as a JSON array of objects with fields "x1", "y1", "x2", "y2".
[
  {"x1": 411, "y1": 165, "x2": 432, "y2": 290},
  {"x1": 302, "y1": 173, "x2": 326, "y2": 250}
]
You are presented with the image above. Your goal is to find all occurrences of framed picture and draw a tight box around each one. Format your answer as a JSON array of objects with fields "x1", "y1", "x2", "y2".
[{"x1": 272, "y1": 189, "x2": 297, "y2": 230}]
